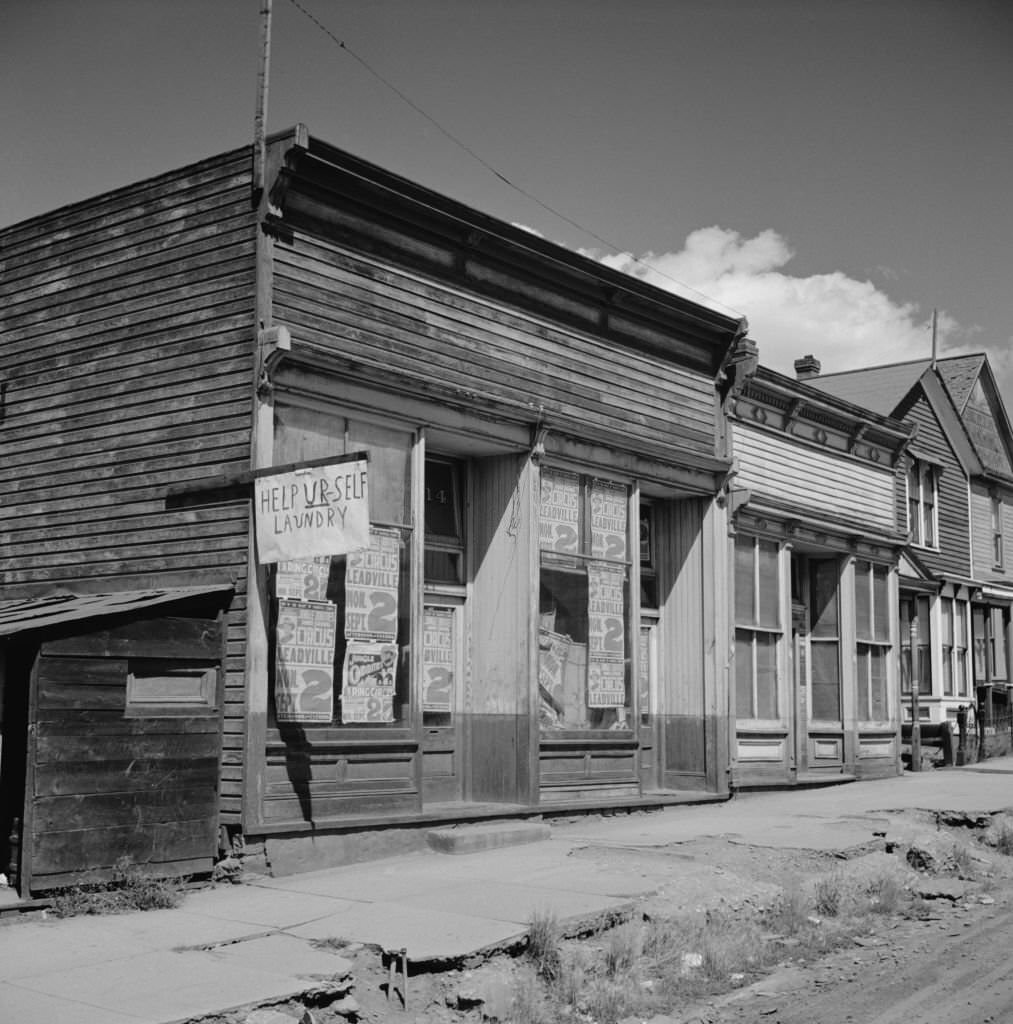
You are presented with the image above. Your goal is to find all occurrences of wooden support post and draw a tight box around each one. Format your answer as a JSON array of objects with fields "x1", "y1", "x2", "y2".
[{"x1": 910, "y1": 618, "x2": 921, "y2": 771}]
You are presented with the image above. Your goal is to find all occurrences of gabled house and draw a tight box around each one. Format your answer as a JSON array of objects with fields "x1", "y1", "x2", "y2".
[
  {"x1": 808, "y1": 353, "x2": 1013, "y2": 727},
  {"x1": 725, "y1": 355, "x2": 913, "y2": 786},
  {"x1": 0, "y1": 128, "x2": 747, "y2": 895}
]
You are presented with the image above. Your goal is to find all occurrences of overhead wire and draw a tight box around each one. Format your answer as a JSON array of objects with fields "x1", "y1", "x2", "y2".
[{"x1": 284, "y1": 0, "x2": 743, "y2": 318}]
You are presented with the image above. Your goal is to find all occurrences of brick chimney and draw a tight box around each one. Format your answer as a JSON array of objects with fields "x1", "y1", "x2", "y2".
[{"x1": 794, "y1": 354, "x2": 821, "y2": 381}]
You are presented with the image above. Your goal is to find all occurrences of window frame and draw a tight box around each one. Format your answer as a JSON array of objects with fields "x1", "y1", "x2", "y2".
[
  {"x1": 538, "y1": 468, "x2": 634, "y2": 734},
  {"x1": 855, "y1": 560, "x2": 891, "y2": 723},
  {"x1": 991, "y1": 492, "x2": 1004, "y2": 568},
  {"x1": 734, "y1": 535, "x2": 782, "y2": 723},
  {"x1": 125, "y1": 659, "x2": 218, "y2": 718},
  {"x1": 907, "y1": 459, "x2": 938, "y2": 549}
]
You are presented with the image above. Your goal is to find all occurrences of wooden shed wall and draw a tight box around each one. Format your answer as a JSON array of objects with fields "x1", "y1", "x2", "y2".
[
  {"x1": 0, "y1": 149, "x2": 258, "y2": 822},
  {"x1": 271, "y1": 231, "x2": 720, "y2": 459},
  {"x1": 731, "y1": 423, "x2": 897, "y2": 531},
  {"x1": 28, "y1": 610, "x2": 223, "y2": 891},
  {"x1": 900, "y1": 393, "x2": 971, "y2": 578}
]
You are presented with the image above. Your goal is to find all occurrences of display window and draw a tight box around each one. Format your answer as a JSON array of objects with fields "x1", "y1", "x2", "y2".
[
  {"x1": 538, "y1": 468, "x2": 632, "y2": 732},
  {"x1": 269, "y1": 410, "x2": 414, "y2": 729}
]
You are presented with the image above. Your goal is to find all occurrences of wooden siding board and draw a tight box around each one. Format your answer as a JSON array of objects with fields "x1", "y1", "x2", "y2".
[
  {"x1": 732, "y1": 423, "x2": 896, "y2": 529},
  {"x1": 273, "y1": 244, "x2": 715, "y2": 429},
  {"x1": 0, "y1": 150, "x2": 250, "y2": 251},
  {"x1": 273, "y1": 238, "x2": 718, "y2": 455},
  {"x1": 2, "y1": 220, "x2": 256, "y2": 322},
  {"x1": 1, "y1": 173, "x2": 253, "y2": 280},
  {"x1": 2, "y1": 211, "x2": 254, "y2": 304}
]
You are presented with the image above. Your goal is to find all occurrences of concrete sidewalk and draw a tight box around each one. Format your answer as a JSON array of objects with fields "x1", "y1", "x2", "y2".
[{"x1": 3, "y1": 761, "x2": 1012, "y2": 1024}]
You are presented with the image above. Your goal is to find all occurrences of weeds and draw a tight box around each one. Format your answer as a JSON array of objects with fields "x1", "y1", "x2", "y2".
[
  {"x1": 991, "y1": 820, "x2": 1013, "y2": 856},
  {"x1": 51, "y1": 857, "x2": 184, "y2": 918},
  {"x1": 814, "y1": 871, "x2": 844, "y2": 917},
  {"x1": 515, "y1": 859, "x2": 931, "y2": 1024},
  {"x1": 526, "y1": 910, "x2": 562, "y2": 982}
]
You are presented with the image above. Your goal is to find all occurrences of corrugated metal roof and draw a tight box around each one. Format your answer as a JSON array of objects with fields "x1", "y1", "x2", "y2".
[
  {"x1": 0, "y1": 585, "x2": 233, "y2": 638},
  {"x1": 807, "y1": 360, "x2": 931, "y2": 416}
]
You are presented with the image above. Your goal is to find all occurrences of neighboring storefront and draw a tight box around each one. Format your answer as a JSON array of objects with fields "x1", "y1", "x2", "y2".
[{"x1": 726, "y1": 362, "x2": 913, "y2": 785}]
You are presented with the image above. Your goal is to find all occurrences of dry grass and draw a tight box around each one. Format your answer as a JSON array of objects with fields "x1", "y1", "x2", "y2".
[
  {"x1": 51, "y1": 857, "x2": 184, "y2": 918},
  {"x1": 515, "y1": 859, "x2": 930, "y2": 1024}
]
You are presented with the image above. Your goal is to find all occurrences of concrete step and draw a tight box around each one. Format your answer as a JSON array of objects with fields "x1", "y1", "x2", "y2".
[{"x1": 426, "y1": 820, "x2": 551, "y2": 855}]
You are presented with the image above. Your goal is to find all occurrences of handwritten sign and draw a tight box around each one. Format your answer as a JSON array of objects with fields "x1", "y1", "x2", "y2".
[
  {"x1": 255, "y1": 459, "x2": 369, "y2": 564},
  {"x1": 539, "y1": 469, "x2": 580, "y2": 553},
  {"x1": 341, "y1": 642, "x2": 398, "y2": 723},
  {"x1": 588, "y1": 656, "x2": 626, "y2": 708},
  {"x1": 422, "y1": 608, "x2": 455, "y2": 713},
  {"x1": 590, "y1": 479, "x2": 627, "y2": 560},
  {"x1": 587, "y1": 561, "x2": 625, "y2": 659},
  {"x1": 276, "y1": 556, "x2": 332, "y2": 602},
  {"x1": 275, "y1": 599, "x2": 337, "y2": 723},
  {"x1": 344, "y1": 527, "x2": 400, "y2": 642}
]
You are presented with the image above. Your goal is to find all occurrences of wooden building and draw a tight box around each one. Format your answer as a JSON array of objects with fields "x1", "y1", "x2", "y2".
[
  {"x1": 810, "y1": 355, "x2": 1013, "y2": 726},
  {"x1": 0, "y1": 127, "x2": 747, "y2": 892},
  {"x1": 725, "y1": 359, "x2": 913, "y2": 785}
]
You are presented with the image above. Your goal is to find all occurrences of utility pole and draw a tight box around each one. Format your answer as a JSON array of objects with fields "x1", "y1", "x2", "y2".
[
  {"x1": 253, "y1": 0, "x2": 273, "y2": 204},
  {"x1": 930, "y1": 308, "x2": 938, "y2": 370}
]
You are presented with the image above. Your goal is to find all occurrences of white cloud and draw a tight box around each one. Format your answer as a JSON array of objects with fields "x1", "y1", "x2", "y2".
[{"x1": 579, "y1": 226, "x2": 977, "y2": 377}]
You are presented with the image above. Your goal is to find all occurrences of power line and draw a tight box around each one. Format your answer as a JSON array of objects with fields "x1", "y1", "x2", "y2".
[{"x1": 284, "y1": 0, "x2": 742, "y2": 318}]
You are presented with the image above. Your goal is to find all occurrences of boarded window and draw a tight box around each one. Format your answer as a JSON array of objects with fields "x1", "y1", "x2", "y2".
[{"x1": 126, "y1": 660, "x2": 217, "y2": 716}]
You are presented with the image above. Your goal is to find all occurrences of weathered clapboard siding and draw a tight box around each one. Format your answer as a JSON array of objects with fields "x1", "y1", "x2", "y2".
[
  {"x1": 2, "y1": 148, "x2": 258, "y2": 833},
  {"x1": 969, "y1": 480, "x2": 1013, "y2": 580},
  {"x1": 732, "y1": 423, "x2": 896, "y2": 530},
  {"x1": 899, "y1": 392, "x2": 971, "y2": 577},
  {"x1": 272, "y1": 232, "x2": 719, "y2": 459},
  {"x1": 0, "y1": 147, "x2": 256, "y2": 596}
]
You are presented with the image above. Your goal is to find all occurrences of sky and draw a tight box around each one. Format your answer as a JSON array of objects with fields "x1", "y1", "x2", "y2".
[{"x1": 5, "y1": 0, "x2": 1012, "y2": 408}]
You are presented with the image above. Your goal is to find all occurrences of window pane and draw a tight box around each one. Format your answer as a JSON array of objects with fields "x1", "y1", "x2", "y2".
[
  {"x1": 735, "y1": 538, "x2": 755, "y2": 625},
  {"x1": 756, "y1": 633, "x2": 778, "y2": 719},
  {"x1": 424, "y1": 459, "x2": 462, "y2": 541},
  {"x1": 941, "y1": 599, "x2": 954, "y2": 646},
  {"x1": 873, "y1": 566, "x2": 890, "y2": 641},
  {"x1": 347, "y1": 419, "x2": 412, "y2": 525},
  {"x1": 855, "y1": 561, "x2": 871, "y2": 640},
  {"x1": 757, "y1": 540, "x2": 779, "y2": 628},
  {"x1": 810, "y1": 560, "x2": 839, "y2": 637},
  {"x1": 811, "y1": 641, "x2": 841, "y2": 720},
  {"x1": 735, "y1": 630, "x2": 754, "y2": 718},
  {"x1": 942, "y1": 644, "x2": 954, "y2": 696},
  {"x1": 869, "y1": 647, "x2": 887, "y2": 720}
]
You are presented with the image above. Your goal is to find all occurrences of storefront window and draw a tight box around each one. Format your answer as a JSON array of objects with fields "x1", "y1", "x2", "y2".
[
  {"x1": 855, "y1": 561, "x2": 890, "y2": 721},
  {"x1": 538, "y1": 469, "x2": 631, "y2": 732},
  {"x1": 810, "y1": 558, "x2": 841, "y2": 721},
  {"x1": 734, "y1": 536, "x2": 780, "y2": 720},
  {"x1": 900, "y1": 595, "x2": 931, "y2": 695},
  {"x1": 270, "y1": 409, "x2": 414, "y2": 729}
]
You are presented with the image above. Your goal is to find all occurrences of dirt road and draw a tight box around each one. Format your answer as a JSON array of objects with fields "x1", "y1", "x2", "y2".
[{"x1": 714, "y1": 895, "x2": 1013, "y2": 1024}]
